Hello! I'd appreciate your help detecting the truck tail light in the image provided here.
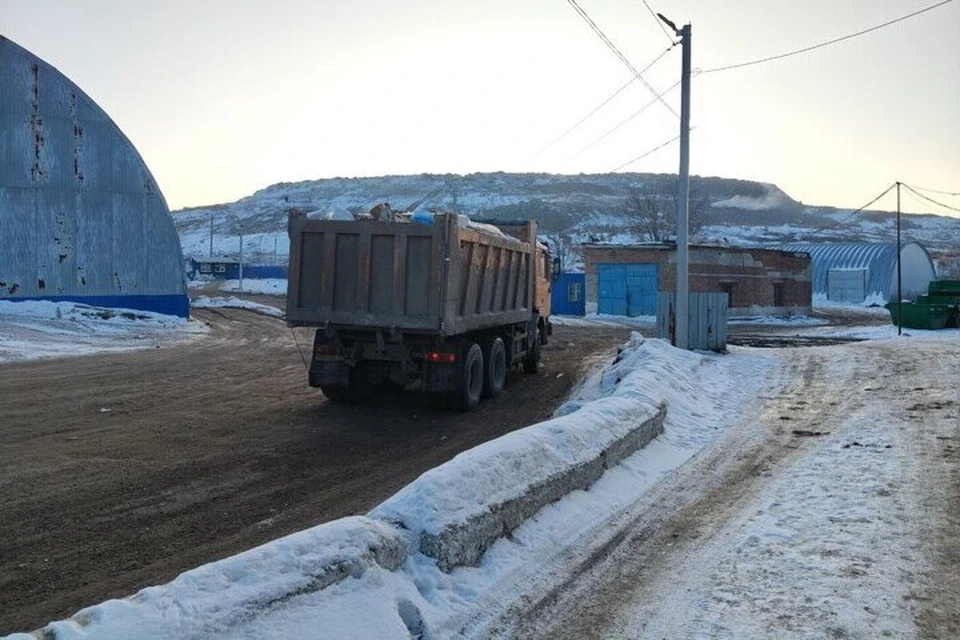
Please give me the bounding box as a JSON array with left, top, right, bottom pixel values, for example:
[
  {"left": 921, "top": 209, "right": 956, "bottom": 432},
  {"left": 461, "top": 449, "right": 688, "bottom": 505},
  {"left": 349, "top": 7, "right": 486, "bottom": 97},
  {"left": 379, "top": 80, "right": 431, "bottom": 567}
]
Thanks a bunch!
[
  {"left": 314, "top": 341, "right": 338, "bottom": 355},
  {"left": 427, "top": 351, "right": 456, "bottom": 364}
]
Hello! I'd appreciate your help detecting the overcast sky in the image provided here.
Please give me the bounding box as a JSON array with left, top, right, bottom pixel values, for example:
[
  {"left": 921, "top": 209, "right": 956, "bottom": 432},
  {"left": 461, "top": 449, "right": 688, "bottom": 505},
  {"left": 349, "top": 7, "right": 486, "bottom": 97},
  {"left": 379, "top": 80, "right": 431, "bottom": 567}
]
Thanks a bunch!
[{"left": 3, "top": 0, "right": 958, "bottom": 216}]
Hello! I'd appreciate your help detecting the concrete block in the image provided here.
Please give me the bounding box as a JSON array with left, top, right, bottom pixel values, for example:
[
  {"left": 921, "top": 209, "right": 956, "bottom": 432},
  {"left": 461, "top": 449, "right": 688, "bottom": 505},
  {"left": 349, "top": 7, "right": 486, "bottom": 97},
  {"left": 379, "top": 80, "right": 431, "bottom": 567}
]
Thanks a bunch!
[{"left": 418, "top": 404, "right": 666, "bottom": 572}]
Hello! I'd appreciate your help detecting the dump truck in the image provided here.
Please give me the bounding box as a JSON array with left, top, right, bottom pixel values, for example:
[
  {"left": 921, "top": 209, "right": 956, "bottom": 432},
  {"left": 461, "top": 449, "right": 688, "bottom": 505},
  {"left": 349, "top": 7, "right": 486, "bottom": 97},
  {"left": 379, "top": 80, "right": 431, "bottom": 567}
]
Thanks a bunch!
[{"left": 286, "top": 209, "right": 552, "bottom": 410}]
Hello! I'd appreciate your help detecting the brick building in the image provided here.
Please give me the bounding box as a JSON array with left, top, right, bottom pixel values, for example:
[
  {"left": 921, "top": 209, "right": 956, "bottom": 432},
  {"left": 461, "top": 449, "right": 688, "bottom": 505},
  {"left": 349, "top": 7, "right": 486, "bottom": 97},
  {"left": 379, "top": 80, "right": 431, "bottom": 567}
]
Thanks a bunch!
[{"left": 582, "top": 244, "right": 812, "bottom": 317}]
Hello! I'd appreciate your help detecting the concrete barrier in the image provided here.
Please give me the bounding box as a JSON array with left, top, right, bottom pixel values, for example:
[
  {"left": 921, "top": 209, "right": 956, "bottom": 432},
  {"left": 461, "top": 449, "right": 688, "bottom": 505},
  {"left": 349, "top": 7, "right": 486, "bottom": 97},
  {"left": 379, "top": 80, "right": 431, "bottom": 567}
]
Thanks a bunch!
[{"left": 376, "top": 402, "right": 666, "bottom": 572}]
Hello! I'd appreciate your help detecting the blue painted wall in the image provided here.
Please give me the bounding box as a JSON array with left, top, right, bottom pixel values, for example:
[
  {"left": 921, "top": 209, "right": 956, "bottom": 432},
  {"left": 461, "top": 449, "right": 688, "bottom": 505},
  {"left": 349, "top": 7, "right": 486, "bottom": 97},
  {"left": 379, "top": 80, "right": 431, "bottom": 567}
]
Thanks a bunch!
[
  {"left": 9, "top": 294, "right": 189, "bottom": 318},
  {"left": 552, "top": 273, "right": 586, "bottom": 316}
]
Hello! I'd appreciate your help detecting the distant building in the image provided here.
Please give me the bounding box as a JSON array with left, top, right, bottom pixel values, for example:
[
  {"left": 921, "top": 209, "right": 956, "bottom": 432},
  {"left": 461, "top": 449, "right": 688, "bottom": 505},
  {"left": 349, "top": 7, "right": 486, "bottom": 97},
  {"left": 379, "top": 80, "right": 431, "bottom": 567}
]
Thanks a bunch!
[
  {"left": 582, "top": 244, "right": 812, "bottom": 317},
  {"left": 186, "top": 258, "right": 287, "bottom": 281},
  {"left": 773, "top": 242, "right": 935, "bottom": 303},
  {"left": 551, "top": 273, "right": 586, "bottom": 316},
  {"left": 0, "top": 37, "right": 188, "bottom": 317}
]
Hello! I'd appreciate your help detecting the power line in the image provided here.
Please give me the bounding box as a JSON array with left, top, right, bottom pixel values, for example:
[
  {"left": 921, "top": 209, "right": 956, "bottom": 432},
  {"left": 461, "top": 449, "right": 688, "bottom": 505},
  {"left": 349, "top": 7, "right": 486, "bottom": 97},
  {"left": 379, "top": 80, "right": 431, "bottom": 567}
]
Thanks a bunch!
[
  {"left": 807, "top": 183, "right": 897, "bottom": 237},
  {"left": 611, "top": 133, "right": 681, "bottom": 172},
  {"left": 902, "top": 183, "right": 960, "bottom": 213},
  {"left": 907, "top": 183, "right": 960, "bottom": 197},
  {"left": 568, "top": 77, "right": 683, "bottom": 162},
  {"left": 566, "top": 0, "right": 679, "bottom": 118},
  {"left": 642, "top": 0, "right": 675, "bottom": 44},
  {"left": 701, "top": 0, "right": 955, "bottom": 74},
  {"left": 539, "top": 44, "right": 676, "bottom": 154}
]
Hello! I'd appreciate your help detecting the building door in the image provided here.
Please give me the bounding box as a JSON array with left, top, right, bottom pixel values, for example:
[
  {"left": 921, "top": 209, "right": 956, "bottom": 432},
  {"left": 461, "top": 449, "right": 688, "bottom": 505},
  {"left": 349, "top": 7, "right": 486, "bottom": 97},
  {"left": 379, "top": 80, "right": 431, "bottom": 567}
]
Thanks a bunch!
[
  {"left": 828, "top": 268, "right": 866, "bottom": 303},
  {"left": 597, "top": 263, "right": 658, "bottom": 316}
]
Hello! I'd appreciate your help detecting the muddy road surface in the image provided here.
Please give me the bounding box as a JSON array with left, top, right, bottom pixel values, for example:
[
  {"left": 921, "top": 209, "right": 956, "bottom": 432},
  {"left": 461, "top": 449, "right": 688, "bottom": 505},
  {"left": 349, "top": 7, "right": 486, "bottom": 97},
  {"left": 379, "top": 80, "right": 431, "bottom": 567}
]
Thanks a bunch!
[{"left": 0, "top": 309, "right": 632, "bottom": 633}]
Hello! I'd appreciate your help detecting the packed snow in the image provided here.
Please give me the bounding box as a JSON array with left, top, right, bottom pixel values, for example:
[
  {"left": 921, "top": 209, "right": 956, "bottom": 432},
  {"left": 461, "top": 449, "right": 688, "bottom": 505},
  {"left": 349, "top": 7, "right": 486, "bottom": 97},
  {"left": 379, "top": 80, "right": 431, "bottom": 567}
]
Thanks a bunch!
[
  {"left": 0, "top": 301, "right": 207, "bottom": 363},
  {"left": 188, "top": 278, "right": 287, "bottom": 296},
  {"left": 190, "top": 296, "right": 284, "bottom": 318}
]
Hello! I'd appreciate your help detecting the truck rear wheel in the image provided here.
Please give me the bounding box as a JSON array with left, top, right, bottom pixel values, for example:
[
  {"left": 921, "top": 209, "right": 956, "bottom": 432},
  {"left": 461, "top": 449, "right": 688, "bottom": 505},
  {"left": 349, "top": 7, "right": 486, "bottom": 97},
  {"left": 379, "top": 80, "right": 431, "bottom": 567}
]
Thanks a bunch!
[
  {"left": 320, "top": 365, "right": 364, "bottom": 404},
  {"left": 448, "top": 342, "right": 484, "bottom": 411},
  {"left": 319, "top": 384, "right": 347, "bottom": 403},
  {"left": 481, "top": 337, "right": 507, "bottom": 398},
  {"left": 522, "top": 329, "right": 541, "bottom": 374}
]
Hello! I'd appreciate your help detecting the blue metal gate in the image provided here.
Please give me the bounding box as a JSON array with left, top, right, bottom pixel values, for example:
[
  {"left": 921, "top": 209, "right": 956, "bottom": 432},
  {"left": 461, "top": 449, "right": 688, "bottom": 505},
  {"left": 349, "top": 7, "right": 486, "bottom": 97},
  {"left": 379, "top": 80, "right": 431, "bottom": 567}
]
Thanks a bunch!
[{"left": 597, "top": 263, "right": 658, "bottom": 316}]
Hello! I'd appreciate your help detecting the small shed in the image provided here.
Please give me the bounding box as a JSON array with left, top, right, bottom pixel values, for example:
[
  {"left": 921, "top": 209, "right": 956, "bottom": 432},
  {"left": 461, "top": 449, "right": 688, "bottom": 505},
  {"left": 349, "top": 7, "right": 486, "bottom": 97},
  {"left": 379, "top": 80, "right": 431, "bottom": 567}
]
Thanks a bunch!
[
  {"left": 551, "top": 273, "right": 586, "bottom": 316},
  {"left": 774, "top": 242, "right": 936, "bottom": 303},
  {"left": 187, "top": 259, "right": 287, "bottom": 280},
  {"left": 582, "top": 244, "right": 812, "bottom": 317}
]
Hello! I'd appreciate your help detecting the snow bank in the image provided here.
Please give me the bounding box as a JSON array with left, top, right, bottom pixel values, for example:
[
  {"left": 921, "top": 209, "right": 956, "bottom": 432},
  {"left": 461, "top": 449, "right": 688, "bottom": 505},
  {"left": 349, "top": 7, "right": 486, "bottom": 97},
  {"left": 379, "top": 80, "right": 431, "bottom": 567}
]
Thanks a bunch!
[
  {"left": 373, "top": 336, "right": 665, "bottom": 570},
  {"left": 191, "top": 296, "right": 284, "bottom": 318},
  {"left": 0, "top": 301, "right": 207, "bottom": 363},
  {"left": 218, "top": 278, "right": 287, "bottom": 296},
  {"left": 16, "top": 517, "right": 405, "bottom": 640}
]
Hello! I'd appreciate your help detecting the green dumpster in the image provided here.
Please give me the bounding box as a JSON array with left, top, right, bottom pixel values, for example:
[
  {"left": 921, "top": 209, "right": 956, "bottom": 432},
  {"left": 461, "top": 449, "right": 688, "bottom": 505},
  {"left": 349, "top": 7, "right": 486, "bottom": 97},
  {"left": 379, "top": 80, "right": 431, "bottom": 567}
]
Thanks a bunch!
[
  {"left": 929, "top": 279, "right": 960, "bottom": 295},
  {"left": 885, "top": 301, "right": 952, "bottom": 330}
]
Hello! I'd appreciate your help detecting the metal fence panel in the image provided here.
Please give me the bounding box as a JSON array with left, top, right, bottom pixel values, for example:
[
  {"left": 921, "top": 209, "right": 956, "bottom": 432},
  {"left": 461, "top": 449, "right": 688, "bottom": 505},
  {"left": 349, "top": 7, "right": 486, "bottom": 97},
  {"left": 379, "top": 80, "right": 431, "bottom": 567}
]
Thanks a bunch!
[{"left": 657, "top": 292, "right": 728, "bottom": 351}]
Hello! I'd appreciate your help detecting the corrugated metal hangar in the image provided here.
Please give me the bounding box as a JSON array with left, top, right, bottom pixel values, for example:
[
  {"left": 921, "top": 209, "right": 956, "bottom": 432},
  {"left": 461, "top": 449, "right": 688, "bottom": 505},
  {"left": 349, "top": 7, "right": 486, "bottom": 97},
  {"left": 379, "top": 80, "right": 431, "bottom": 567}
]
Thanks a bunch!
[
  {"left": 774, "top": 242, "right": 936, "bottom": 304},
  {"left": 0, "top": 36, "right": 188, "bottom": 317}
]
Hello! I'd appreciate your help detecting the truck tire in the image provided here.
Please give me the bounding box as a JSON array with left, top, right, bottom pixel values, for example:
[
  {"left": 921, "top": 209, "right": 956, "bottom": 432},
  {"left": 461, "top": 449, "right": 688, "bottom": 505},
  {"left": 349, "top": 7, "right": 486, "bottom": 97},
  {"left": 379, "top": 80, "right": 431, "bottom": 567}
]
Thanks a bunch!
[
  {"left": 522, "top": 329, "right": 541, "bottom": 374},
  {"left": 448, "top": 342, "right": 484, "bottom": 411},
  {"left": 320, "top": 366, "right": 364, "bottom": 404},
  {"left": 319, "top": 384, "right": 347, "bottom": 403},
  {"left": 481, "top": 337, "right": 507, "bottom": 398}
]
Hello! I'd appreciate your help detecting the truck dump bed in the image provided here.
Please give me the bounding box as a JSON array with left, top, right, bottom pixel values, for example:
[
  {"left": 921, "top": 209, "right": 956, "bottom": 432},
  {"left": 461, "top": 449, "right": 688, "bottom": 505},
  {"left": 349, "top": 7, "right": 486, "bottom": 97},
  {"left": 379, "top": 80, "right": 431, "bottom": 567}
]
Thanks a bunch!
[{"left": 286, "top": 213, "right": 537, "bottom": 336}]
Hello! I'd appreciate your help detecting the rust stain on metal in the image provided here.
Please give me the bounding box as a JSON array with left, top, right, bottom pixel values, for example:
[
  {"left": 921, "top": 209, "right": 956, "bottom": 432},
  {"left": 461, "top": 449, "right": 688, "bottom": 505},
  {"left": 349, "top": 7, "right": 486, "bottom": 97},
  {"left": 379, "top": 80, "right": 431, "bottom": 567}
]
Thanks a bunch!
[
  {"left": 72, "top": 92, "right": 85, "bottom": 185},
  {"left": 30, "top": 62, "right": 46, "bottom": 183}
]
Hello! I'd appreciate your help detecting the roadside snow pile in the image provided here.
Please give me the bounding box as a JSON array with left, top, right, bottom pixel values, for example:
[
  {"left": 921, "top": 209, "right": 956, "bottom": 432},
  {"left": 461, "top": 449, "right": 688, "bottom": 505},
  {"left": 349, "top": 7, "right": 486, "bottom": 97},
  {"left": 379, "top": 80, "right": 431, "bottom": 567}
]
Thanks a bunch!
[
  {"left": 17, "top": 335, "right": 773, "bottom": 639},
  {"left": 729, "top": 314, "right": 826, "bottom": 326},
  {"left": 24, "top": 518, "right": 405, "bottom": 640},
  {"left": 552, "top": 313, "right": 654, "bottom": 328},
  {"left": 372, "top": 334, "right": 666, "bottom": 571},
  {"left": 0, "top": 301, "right": 207, "bottom": 363},
  {"left": 191, "top": 296, "right": 284, "bottom": 318},
  {"left": 219, "top": 278, "right": 287, "bottom": 296}
]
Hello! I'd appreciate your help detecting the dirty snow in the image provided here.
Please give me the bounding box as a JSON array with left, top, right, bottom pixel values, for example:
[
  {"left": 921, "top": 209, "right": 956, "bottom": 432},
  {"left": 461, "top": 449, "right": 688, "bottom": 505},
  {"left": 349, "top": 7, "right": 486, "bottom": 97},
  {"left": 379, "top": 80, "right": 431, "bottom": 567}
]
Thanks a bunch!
[
  {"left": 188, "top": 278, "right": 287, "bottom": 296},
  {"left": 191, "top": 296, "right": 284, "bottom": 318},
  {"left": 0, "top": 301, "right": 207, "bottom": 364}
]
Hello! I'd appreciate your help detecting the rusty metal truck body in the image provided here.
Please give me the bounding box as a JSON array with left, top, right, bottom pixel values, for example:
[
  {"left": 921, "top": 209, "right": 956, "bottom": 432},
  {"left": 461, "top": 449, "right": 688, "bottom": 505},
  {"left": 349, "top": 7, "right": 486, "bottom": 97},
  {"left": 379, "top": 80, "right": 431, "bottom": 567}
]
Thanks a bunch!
[{"left": 286, "top": 212, "right": 550, "bottom": 410}]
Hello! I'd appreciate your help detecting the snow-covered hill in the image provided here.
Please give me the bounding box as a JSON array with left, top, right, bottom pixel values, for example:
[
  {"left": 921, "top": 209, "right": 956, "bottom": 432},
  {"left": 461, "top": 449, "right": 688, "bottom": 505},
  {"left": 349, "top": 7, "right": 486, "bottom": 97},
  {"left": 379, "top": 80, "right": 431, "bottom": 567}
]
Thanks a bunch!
[{"left": 171, "top": 173, "right": 960, "bottom": 275}]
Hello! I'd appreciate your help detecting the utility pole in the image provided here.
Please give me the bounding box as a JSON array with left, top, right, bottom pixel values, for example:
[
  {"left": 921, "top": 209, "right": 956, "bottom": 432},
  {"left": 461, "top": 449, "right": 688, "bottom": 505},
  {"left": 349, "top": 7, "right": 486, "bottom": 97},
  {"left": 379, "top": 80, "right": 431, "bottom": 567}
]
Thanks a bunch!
[
  {"left": 676, "top": 22, "right": 692, "bottom": 349},
  {"left": 896, "top": 181, "right": 902, "bottom": 336},
  {"left": 659, "top": 14, "right": 692, "bottom": 349},
  {"left": 209, "top": 210, "right": 214, "bottom": 258},
  {"left": 238, "top": 218, "right": 244, "bottom": 292}
]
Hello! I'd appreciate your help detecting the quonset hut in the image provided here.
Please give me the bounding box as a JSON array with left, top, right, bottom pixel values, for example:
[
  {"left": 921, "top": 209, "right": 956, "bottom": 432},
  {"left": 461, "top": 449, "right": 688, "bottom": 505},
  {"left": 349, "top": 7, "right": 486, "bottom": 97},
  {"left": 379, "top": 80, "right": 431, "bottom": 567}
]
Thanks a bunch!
[
  {"left": 774, "top": 242, "right": 935, "bottom": 304},
  {"left": 0, "top": 36, "right": 188, "bottom": 317}
]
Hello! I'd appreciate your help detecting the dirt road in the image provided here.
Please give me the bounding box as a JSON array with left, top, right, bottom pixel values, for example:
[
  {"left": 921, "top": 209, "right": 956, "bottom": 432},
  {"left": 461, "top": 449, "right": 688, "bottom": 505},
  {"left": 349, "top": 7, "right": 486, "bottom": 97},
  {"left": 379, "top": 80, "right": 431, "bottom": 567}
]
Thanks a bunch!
[
  {"left": 0, "top": 309, "right": 631, "bottom": 634},
  {"left": 487, "top": 338, "right": 959, "bottom": 638}
]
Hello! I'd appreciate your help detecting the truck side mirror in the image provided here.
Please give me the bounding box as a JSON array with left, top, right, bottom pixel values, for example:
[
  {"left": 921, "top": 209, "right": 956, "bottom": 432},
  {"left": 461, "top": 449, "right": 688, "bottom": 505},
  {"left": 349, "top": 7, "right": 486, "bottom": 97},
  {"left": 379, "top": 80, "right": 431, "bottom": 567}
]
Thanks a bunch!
[{"left": 552, "top": 257, "right": 561, "bottom": 278}]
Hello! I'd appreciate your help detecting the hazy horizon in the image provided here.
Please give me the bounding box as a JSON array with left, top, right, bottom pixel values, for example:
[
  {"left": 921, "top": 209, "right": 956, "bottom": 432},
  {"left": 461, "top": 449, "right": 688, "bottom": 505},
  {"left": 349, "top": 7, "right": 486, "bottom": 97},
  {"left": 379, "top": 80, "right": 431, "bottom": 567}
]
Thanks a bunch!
[{"left": 3, "top": 0, "right": 958, "bottom": 217}]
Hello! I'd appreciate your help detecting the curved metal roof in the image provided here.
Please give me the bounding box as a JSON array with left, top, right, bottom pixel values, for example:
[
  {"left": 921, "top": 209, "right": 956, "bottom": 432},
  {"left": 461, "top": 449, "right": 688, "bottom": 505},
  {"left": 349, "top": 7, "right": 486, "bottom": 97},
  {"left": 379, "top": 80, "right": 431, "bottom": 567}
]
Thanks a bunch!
[
  {"left": 0, "top": 36, "right": 187, "bottom": 316},
  {"left": 773, "top": 242, "right": 928, "bottom": 298}
]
